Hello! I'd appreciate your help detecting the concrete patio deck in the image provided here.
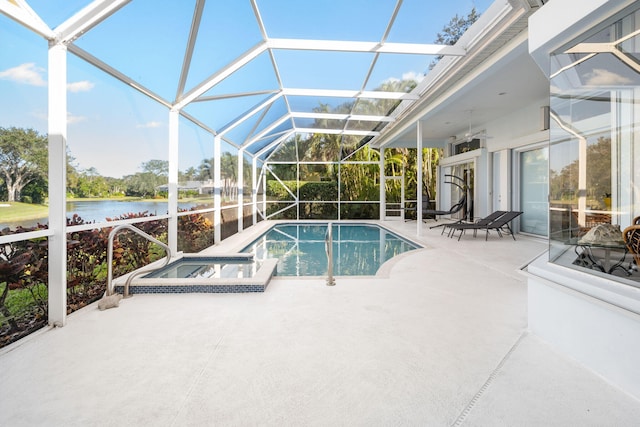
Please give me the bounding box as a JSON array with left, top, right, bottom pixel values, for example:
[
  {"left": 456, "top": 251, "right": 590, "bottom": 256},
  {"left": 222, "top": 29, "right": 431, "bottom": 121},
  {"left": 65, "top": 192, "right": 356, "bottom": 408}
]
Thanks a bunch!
[{"left": 1, "top": 220, "right": 639, "bottom": 426}]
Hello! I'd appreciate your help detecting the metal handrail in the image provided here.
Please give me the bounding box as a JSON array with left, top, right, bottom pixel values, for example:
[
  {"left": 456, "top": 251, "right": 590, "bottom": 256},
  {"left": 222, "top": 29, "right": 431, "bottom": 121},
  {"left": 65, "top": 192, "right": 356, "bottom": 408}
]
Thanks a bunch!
[
  {"left": 325, "top": 222, "right": 336, "bottom": 286},
  {"left": 106, "top": 224, "right": 172, "bottom": 298}
]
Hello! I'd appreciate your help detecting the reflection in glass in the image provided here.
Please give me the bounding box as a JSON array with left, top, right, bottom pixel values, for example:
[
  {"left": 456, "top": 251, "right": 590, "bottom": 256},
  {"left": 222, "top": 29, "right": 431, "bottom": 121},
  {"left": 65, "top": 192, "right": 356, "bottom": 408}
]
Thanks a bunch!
[
  {"left": 548, "top": 6, "right": 640, "bottom": 285},
  {"left": 520, "top": 147, "right": 548, "bottom": 236}
]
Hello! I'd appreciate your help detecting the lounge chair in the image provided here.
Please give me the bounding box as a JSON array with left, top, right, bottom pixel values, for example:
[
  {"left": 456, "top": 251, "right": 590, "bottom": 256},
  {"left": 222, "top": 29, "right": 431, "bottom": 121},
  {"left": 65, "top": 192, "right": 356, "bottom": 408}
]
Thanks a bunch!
[
  {"left": 423, "top": 191, "right": 467, "bottom": 223},
  {"left": 448, "top": 211, "right": 523, "bottom": 241},
  {"left": 442, "top": 210, "right": 507, "bottom": 236}
]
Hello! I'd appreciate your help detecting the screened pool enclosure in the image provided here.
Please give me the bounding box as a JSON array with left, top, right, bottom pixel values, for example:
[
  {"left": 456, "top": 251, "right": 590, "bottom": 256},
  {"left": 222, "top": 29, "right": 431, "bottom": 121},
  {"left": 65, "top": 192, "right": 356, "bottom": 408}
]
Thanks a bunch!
[{"left": 0, "top": 0, "right": 487, "bottom": 338}]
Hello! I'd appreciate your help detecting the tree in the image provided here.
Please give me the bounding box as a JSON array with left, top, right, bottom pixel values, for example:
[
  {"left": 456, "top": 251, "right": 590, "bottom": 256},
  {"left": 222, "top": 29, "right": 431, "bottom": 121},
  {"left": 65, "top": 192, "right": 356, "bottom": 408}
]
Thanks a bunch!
[
  {"left": 122, "top": 159, "right": 169, "bottom": 198},
  {"left": 75, "top": 167, "right": 110, "bottom": 198},
  {"left": 0, "top": 127, "right": 48, "bottom": 202},
  {"left": 123, "top": 172, "right": 160, "bottom": 198},
  {"left": 196, "top": 158, "right": 213, "bottom": 181},
  {"left": 220, "top": 152, "right": 237, "bottom": 180},
  {"left": 550, "top": 136, "right": 611, "bottom": 206},
  {"left": 429, "top": 8, "right": 480, "bottom": 70},
  {"left": 141, "top": 159, "right": 168, "bottom": 177},
  {"left": 180, "top": 167, "right": 198, "bottom": 183}
]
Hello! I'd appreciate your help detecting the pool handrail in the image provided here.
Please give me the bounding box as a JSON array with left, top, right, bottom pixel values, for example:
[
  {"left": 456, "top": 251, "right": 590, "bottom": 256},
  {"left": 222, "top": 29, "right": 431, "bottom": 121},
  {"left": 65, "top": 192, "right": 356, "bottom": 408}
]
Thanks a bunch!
[
  {"left": 325, "top": 222, "right": 336, "bottom": 286},
  {"left": 107, "top": 224, "right": 172, "bottom": 298}
]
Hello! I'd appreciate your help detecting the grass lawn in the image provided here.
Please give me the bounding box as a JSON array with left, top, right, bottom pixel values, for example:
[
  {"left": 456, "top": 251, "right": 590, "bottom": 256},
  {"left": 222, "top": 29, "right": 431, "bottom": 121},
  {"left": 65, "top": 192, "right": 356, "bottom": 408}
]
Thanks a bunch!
[{"left": 0, "top": 202, "right": 48, "bottom": 223}]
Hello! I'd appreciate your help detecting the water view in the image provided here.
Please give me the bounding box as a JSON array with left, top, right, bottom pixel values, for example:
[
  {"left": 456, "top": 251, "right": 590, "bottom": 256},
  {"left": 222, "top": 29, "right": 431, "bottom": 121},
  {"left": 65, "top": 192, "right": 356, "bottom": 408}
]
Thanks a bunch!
[{"left": 0, "top": 199, "right": 203, "bottom": 230}]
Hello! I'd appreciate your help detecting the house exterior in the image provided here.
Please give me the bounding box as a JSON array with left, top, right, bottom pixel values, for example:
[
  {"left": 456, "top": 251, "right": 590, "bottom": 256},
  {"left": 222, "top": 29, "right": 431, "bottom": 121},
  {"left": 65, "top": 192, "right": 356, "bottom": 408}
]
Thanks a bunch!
[
  {"left": 1, "top": 0, "right": 638, "bottom": 401},
  {"left": 373, "top": 0, "right": 640, "bottom": 400}
]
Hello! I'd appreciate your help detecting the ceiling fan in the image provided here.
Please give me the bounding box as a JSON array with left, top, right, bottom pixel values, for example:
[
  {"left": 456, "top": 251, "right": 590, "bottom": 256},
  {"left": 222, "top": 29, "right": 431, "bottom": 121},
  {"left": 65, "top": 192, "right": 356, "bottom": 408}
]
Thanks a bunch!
[{"left": 457, "top": 110, "right": 492, "bottom": 143}]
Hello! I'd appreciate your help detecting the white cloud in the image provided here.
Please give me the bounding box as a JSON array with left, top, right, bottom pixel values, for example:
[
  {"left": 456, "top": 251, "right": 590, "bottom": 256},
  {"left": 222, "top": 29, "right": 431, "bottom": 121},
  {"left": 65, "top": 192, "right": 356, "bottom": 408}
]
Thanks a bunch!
[
  {"left": 585, "top": 68, "right": 633, "bottom": 86},
  {"left": 137, "top": 121, "right": 163, "bottom": 128},
  {"left": 402, "top": 71, "right": 425, "bottom": 83},
  {"left": 32, "top": 111, "right": 86, "bottom": 124},
  {"left": 67, "top": 112, "right": 87, "bottom": 124},
  {"left": 0, "top": 62, "right": 46, "bottom": 86},
  {"left": 381, "top": 71, "right": 425, "bottom": 86},
  {"left": 67, "top": 80, "right": 95, "bottom": 92}
]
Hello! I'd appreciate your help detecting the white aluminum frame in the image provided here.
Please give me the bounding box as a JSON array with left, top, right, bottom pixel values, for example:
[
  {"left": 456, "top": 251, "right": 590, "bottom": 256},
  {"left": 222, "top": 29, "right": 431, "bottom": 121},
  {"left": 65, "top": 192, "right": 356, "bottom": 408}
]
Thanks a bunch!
[{"left": 0, "top": 0, "right": 470, "bottom": 329}]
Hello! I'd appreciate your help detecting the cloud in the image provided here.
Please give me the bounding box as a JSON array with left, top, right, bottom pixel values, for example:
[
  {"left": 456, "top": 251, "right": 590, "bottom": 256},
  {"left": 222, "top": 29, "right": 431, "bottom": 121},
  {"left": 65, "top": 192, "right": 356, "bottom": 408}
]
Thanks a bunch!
[
  {"left": 585, "top": 68, "right": 633, "bottom": 85},
  {"left": 381, "top": 71, "right": 425, "bottom": 86},
  {"left": 67, "top": 112, "right": 87, "bottom": 124},
  {"left": 402, "top": 71, "right": 425, "bottom": 83},
  {"left": 32, "top": 111, "right": 86, "bottom": 124},
  {"left": 67, "top": 80, "right": 94, "bottom": 92},
  {"left": 137, "top": 121, "right": 163, "bottom": 128},
  {"left": 0, "top": 62, "right": 46, "bottom": 86}
]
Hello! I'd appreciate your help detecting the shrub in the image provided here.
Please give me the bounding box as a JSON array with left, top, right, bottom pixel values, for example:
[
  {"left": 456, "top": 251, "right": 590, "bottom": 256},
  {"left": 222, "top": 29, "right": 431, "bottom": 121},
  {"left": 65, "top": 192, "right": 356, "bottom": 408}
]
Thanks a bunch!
[
  {"left": 0, "top": 209, "right": 215, "bottom": 347},
  {"left": 178, "top": 209, "right": 215, "bottom": 253},
  {"left": 0, "top": 223, "right": 49, "bottom": 347}
]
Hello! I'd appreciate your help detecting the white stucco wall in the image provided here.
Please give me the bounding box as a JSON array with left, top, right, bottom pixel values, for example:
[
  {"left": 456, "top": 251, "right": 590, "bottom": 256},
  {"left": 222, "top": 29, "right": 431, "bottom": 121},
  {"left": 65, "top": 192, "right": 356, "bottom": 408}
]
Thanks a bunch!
[
  {"left": 485, "top": 98, "right": 549, "bottom": 152},
  {"left": 527, "top": 256, "right": 640, "bottom": 399}
]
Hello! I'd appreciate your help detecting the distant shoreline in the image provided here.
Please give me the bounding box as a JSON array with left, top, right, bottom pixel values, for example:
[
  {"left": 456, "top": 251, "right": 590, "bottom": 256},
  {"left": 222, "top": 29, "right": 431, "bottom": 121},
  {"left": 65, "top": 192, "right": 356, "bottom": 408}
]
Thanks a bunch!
[{"left": 0, "top": 197, "right": 213, "bottom": 228}]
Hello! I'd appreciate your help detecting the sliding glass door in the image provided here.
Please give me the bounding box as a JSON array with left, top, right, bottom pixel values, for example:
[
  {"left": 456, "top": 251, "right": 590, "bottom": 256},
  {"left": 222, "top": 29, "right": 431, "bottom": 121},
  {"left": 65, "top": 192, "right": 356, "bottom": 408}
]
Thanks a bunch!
[{"left": 520, "top": 147, "right": 549, "bottom": 236}]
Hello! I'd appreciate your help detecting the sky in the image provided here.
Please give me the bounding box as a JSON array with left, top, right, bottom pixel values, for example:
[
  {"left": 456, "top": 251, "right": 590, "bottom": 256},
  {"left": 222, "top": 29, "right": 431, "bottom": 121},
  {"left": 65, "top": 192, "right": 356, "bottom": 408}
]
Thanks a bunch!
[{"left": 0, "top": 0, "right": 494, "bottom": 178}]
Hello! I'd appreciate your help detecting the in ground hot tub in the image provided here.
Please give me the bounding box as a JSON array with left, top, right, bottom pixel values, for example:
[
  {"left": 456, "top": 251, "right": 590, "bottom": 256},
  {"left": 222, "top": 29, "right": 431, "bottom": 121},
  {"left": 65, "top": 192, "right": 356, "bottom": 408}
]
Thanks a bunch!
[{"left": 113, "top": 253, "right": 278, "bottom": 294}]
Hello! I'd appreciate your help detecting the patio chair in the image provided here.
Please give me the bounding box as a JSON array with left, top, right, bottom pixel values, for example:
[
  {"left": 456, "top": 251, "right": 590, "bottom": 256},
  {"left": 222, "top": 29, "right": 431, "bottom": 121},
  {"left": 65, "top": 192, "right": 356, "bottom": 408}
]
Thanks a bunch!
[
  {"left": 448, "top": 210, "right": 523, "bottom": 241},
  {"left": 423, "top": 190, "right": 467, "bottom": 222},
  {"left": 623, "top": 224, "right": 640, "bottom": 272},
  {"left": 442, "top": 210, "right": 507, "bottom": 236}
]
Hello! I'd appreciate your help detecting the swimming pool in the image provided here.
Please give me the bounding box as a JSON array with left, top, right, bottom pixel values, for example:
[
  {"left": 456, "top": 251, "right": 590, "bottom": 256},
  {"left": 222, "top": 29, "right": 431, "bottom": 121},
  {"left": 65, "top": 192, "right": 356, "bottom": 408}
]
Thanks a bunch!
[{"left": 241, "top": 222, "right": 420, "bottom": 276}]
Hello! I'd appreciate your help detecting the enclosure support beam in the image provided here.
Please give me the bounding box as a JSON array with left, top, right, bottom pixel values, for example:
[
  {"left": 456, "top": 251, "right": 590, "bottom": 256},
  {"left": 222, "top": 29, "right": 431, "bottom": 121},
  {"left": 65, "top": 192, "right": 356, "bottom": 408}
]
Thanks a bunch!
[
  {"left": 578, "top": 134, "right": 587, "bottom": 226},
  {"left": 237, "top": 149, "right": 244, "bottom": 233},
  {"left": 168, "top": 109, "right": 179, "bottom": 254},
  {"left": 379, "top": 148, "right": 385, "bottom": 220},
  {"left": 252, "top": 156, "right": 258, "bottom": 225},
  {"left": 47, "top": 42, "right": 68, "bottom": 327},
  {"left": 262, "top": 165, "right": 267, "bottom": 219},
  {"left": 0, "top": 0, "right": 54, "bottom": 39},
  {"left": 417, "top": 121, "right": 423, "bottom": 235},
  {"left": 214, "top": 135, "right": 222, "bottom": 244}
]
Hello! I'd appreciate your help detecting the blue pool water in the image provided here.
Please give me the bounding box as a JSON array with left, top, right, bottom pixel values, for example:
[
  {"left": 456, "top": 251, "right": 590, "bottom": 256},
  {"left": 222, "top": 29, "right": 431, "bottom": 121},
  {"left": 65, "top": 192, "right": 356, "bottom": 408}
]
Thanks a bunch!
[
  {"left": 146, "top": 257, "right": 261, "bottom": 279},
  {"left": 242, "top": 223, "right": 420, "bottom": 276}
]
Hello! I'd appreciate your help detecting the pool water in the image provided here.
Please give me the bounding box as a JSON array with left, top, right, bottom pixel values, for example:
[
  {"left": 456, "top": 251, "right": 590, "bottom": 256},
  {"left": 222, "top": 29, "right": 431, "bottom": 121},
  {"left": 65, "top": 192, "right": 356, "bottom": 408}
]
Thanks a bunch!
[
  {"left": 242, "top": 223, "right": 420, "bottom": 276},
  {"left": 147, "top": 257, "right": 261, "bottom": 279}
]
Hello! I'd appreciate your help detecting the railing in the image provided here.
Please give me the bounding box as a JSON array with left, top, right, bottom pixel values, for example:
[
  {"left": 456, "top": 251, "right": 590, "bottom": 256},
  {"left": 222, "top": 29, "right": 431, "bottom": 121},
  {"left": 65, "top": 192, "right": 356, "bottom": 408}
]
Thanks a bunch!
[
  {"left": 325, "top": 222, "right": 336, "bottom": 286},
  {"left": 106, "top": 224, "right": 172, "bottom": 298}
]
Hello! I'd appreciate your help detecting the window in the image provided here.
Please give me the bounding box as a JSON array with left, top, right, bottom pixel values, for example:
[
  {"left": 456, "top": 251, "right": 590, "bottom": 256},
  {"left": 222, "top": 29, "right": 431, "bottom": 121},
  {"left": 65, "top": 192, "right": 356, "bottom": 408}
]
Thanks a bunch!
[
  {"left": 549, "top": 6, "right": 640, "bottom": 284},
  {"left": 454, "top": 138, "right": 481, "bottom": 155},
  {"left": 520, "top": 147, "right": 549, "bottom": 236}
]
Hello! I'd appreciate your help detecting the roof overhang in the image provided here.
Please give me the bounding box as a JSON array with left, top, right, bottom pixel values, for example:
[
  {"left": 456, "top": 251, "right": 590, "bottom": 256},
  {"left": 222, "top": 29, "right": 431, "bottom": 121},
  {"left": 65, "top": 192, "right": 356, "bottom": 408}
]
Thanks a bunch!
[{"left": 371, "top": 0, "right": 548, "bottom": 149}]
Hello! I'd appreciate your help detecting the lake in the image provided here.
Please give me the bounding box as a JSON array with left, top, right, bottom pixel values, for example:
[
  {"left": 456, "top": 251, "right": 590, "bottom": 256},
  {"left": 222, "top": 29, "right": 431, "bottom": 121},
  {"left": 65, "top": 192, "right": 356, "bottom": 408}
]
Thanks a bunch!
[{"left": 0, "top": 200, "right": 207, "bottom": 230}]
